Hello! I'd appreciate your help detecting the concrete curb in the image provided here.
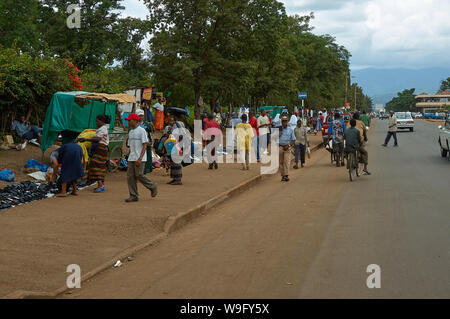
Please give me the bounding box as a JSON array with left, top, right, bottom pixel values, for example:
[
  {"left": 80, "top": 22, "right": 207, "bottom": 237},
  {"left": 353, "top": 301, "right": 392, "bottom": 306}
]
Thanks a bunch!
[{"left": 4, "top": 141, "right": 323, "bottom": 299}]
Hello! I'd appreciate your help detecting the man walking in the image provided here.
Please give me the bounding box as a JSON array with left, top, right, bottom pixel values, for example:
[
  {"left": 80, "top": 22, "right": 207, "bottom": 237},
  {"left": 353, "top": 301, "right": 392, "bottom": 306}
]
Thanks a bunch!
[
  {"left": 294, "top": 120, "right": 310, "bottom": 169},
  {"left": 382, "top": 111, "right": 398, "bottom": 147},
  {"left": 125, "top": 113, "right": 158, "bottom": 202},
  {"left": 235, "top": 114, "right": 254, "bottom": 170},
  {"left": 257, "top": 109, "right": 271, "bottom": 155},
  {"left": 204, "top": 113, "right": 222, "bottom": 170},
  {"left": 279, "top": 115, "right": 296, "bottom": 182},
  {"left": 249, "top": 112, "right": 260, "bottom": 162}
]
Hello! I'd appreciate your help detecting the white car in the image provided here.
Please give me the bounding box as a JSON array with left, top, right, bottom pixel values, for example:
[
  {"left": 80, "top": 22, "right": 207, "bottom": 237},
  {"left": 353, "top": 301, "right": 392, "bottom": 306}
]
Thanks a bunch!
[
  {"left": 395, "top": 112, "right": 415, "bottom": 132},
  {"left": 438, "top": 118, "right": 450, "bottom": 158}
]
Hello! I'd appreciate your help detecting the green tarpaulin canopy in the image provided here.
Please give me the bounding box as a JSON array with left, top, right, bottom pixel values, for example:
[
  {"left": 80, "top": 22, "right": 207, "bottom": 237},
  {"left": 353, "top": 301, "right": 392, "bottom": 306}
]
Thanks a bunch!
[
  {"left": 257, "top": 106, "right": 285, "bottom": 118},
  {"left": 41, "top": 91, "right": 117, "bottom": 153}
]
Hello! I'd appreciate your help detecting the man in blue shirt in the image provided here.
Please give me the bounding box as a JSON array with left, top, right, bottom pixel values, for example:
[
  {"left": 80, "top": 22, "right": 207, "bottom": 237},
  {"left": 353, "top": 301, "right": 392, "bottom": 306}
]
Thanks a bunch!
[
  {"left": 279, "top": 115, "right": 296, "bottom": 182},
  {"left": 327, "top": 112, "right": 346, "bottom": 167}
]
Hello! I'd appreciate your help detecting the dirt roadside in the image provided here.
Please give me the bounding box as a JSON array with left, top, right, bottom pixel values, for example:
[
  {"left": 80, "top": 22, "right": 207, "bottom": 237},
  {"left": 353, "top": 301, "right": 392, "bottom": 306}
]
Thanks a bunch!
[{"left": 0, "top": 134, "right": 323, "bottom": 297}]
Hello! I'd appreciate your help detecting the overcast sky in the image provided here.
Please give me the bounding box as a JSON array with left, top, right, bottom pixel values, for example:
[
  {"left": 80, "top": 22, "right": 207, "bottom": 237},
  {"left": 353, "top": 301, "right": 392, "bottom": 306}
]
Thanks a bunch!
[{"left": 122, "top": 0, "right": 450, "bottom": 71}]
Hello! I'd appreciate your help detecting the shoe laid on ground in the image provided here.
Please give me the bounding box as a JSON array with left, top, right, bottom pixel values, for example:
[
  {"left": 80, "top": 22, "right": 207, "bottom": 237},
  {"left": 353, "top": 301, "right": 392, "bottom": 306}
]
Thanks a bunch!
[
  {"left": 363, "top": 171, "right": 372, "bottom": 176},
  {"left": 394, "top": 144, "right": 399, "bottom": 147},
  {"left": 301, "top": 164, "right": 305, "bottom": 168},
  {"left": 125, "top": 197, "right": 139, "bottom": 202},
  {"left": 341, "top": 161, "right": 345, "bottom": 167},
  {"left": 167, "top": 180, "right": 175, "bottom": 184},
  {"left": 151, "top": 188, "right": 158, "bottom": 197},
  {"left": 93, "top": 186, "right": 106, "bottom": 193},
  {"left": 293, "top": 164, "right": 299, "bottom": 169},
  {"left": 381, "top": 144, "right": 387, "bottom": 147},
  {"left": 208, "top": 164, "right": 213, "bottom": 170},
  {"left": 214, "top": 162, "right": 218, "bottom": 169},
  {"left": 170, "top": 181, "right": 183, "bottom": 185},
  {"left": 281, "top": 176, "right": 286, "bottom": 182},
  {"left": 285, "top": 176, "right": 290, "bottom": 182}
]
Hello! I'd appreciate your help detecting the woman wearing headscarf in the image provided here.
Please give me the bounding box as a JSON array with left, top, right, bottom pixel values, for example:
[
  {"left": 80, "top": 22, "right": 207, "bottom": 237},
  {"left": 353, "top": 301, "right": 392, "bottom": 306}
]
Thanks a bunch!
[
  {"left": 289, "top": 114, "right": 298, "bottom": 129},
  {"left": 78, "top": 115, "right": 111, "bottom": 193},
  {"left": 272, "top": 114, "right": 281, "bottom": 128}
]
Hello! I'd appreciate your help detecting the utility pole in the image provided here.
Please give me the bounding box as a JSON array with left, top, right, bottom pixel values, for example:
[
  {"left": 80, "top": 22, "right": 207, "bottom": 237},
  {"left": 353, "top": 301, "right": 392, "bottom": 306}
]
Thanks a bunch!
[{"left": 344, "top": 71, "right": 349, "bottom": 106}]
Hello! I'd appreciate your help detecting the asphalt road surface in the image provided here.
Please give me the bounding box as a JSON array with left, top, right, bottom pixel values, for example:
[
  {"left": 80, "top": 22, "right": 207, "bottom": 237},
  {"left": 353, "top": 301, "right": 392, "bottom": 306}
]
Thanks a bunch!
[{"left": 64, "top": 119, "right": 449, "bottom": 299}]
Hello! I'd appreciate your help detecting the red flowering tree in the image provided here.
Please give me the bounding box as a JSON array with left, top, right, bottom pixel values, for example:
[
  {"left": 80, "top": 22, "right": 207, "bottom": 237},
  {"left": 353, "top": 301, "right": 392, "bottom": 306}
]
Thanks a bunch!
[{"left": 64, "top": 58, "right": 83, "bottom": 91}]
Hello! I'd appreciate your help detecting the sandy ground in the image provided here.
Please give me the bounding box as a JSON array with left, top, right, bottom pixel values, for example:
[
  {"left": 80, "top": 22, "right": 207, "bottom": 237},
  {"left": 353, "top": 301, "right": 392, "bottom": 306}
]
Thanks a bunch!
[
  {"left": 60, "top": 120, "right": 449, "bottom": 299},
  {"left": 0, "top": 134, "right": 323, "bottom": 297},
  {"left": 0, "top": 144, "right": 58, "bottom": 188}
]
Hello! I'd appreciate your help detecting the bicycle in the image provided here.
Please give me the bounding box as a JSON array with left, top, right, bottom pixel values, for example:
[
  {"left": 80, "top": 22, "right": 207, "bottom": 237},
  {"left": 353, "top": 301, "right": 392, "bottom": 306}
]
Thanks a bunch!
[{"left": 347, "top": 149, "right": 362, "bottom": 181}]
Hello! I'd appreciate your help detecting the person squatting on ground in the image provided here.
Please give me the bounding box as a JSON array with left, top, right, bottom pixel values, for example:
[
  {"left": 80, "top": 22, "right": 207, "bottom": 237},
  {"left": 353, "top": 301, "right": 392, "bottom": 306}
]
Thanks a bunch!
[
  {"left": 328, "top": 112, "right": 346, "bottom": 167},
  {"left": 124, "top": 113, "right": 158, "bottom": 202},
  {"left": 382, "top": 111, "right": 398, "bottom": 147},
  {"left": 279, "top": 115, "right": 296, "bottom": 182},
  {"left": 294, "top": 120, "right": 310, "bottom": 169},
  {"left": 352, "top": 112, "right": 371, "bottom": 175},
  {"left": 78, "top": 114, "right": 111, "bottom": 193},
  {"left": 235, "top": 114, "right": 254, "bottom": 170},
  {"left": 204, "top": 113, "right": 222, "bottom": 170}
]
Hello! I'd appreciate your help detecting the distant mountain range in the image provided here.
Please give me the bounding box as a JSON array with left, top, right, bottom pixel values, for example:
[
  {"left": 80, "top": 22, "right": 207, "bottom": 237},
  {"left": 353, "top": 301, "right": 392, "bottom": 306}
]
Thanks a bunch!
[{"left": 351, "top": 68, "right": 450, "bottom": 107}]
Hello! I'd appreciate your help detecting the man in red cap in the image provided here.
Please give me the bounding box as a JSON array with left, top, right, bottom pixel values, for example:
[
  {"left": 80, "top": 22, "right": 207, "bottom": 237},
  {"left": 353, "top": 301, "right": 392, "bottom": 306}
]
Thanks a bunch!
[{"left": 124, "top": 113, "right": 158, "bottom": 202}]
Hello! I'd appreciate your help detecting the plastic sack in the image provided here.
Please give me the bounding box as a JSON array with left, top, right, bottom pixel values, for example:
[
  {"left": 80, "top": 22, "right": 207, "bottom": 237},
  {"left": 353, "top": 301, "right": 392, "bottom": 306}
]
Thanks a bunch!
[
  {"left": 0, "top": 169, "right": 15, "bottom": 182},
  {"left": 25, "top": 159, "right": 49, "bottom": 172}
]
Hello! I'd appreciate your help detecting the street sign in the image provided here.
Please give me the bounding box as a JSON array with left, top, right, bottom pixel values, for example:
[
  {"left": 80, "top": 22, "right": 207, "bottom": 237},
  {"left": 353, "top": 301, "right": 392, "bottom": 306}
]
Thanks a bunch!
[{"left": 298, "top": 92, "right": 307, "bottom": 99}]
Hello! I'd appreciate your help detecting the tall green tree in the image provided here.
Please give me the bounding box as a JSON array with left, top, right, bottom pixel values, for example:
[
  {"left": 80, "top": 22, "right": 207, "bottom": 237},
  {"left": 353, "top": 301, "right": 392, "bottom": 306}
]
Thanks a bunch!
[
  {"left": 386, "top": 88, "right": 416, "bottom": 112},
  {"left": 439, "top": 77, "right": 450, "bottom": 92}
]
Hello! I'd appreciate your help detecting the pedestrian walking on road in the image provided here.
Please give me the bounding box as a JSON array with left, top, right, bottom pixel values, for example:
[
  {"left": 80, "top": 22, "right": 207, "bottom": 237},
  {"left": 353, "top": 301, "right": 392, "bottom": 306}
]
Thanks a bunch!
[
  {"left": 294, "top": 120, "right": 310, "bottom": 169},
  {"left": 204, "top": 113, "right": 222, "bottom": 170},
  {"left": 125, "top": 113, "right": 158, "bottom": 202},
  {"left": 257, "top": 109, "right": 271, "bottom": 155},
  {"left": 249, "top": 112, "right": 260, "bottom": 162},
  {"left": 235, "top": 114, "right": 254, "bottom": 170},
  {"left": 279, "top": 115, "right": 296, "bottom": 181},
  {"left": 382, "top": 111, "right": 398, "bottom": 147}
]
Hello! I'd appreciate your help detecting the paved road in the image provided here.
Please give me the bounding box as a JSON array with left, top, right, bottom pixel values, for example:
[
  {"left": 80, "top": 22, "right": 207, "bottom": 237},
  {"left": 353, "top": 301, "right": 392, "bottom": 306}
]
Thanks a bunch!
[{"left": 64, "top": 119, "right": 450, "bottom": 299}]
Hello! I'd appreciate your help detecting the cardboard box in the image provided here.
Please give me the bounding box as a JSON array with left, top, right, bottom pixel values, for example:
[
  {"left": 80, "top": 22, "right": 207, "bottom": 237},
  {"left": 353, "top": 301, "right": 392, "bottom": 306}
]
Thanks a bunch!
[{"left": 3, "top": 135, "right": 14, "bottom": 145}]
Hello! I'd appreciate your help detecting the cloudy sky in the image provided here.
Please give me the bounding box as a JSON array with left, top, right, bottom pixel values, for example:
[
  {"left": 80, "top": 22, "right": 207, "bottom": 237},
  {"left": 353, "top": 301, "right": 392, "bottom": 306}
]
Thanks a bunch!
[{"left": 122, "top": 0, "right": 450, "bottom": 70}]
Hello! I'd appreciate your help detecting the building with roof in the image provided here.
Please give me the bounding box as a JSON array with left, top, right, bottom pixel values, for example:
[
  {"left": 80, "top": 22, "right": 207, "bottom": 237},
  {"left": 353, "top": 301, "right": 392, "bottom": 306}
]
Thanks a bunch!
[{"left": 415, "top": 91, "right": 450, "bottom": 113}]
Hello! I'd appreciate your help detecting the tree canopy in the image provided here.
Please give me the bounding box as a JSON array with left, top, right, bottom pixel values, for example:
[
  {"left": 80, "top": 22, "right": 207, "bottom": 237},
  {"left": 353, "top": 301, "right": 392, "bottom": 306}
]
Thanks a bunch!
[
  {"left": 0, "top": 0, "right": 373, "bottom": 124},
  {"left": 386, "top": 89, "right": 416, "bottom": 112}
]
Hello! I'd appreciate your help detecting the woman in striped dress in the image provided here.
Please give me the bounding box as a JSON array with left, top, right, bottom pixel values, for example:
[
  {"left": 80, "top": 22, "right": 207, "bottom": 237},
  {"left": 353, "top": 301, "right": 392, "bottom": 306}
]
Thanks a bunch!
[{"left": 78, "top": 115, "right": 111, "bottom": 193}]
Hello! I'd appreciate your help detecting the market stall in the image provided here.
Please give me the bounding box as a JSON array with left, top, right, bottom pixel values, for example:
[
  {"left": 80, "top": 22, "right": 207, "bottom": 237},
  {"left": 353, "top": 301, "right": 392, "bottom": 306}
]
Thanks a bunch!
[{"left": 41, "top": 91, "right": 136, "bottom": 154}]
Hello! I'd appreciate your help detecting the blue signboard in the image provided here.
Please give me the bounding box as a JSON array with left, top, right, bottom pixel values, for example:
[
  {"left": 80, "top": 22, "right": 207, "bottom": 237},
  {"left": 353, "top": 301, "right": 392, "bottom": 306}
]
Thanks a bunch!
[{"left": 298, "top": 92, "right": 307, "bottom": 99}]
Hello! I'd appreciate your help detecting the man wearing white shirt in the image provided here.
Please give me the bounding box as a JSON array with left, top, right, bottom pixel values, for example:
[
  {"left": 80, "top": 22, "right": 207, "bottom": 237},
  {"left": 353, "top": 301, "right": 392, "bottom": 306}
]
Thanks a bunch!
[
  {"left": 257, "top": 110, "right": 271, "bottom": 154},
  {"left": 125, "top": 113, "right": 158, "bottom": 202}
]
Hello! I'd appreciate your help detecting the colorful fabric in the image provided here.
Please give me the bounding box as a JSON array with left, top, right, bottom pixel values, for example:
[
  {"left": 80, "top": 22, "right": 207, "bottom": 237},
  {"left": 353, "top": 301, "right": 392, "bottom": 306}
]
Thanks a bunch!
[
  {"left": 88, "top": 143, "right": 108, "bottom": 182},
  {"left": 328, "top": 119, "right": 346, "bottom": 143},
  {"left": 155, "top": 109, "right": 164, "bottom": 130}
]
